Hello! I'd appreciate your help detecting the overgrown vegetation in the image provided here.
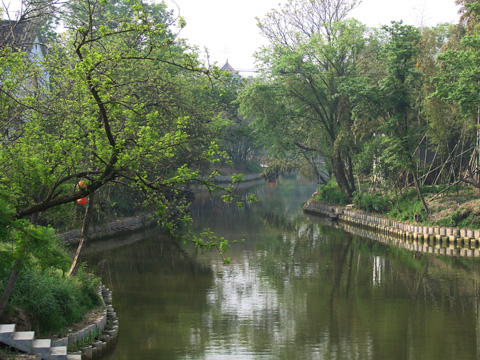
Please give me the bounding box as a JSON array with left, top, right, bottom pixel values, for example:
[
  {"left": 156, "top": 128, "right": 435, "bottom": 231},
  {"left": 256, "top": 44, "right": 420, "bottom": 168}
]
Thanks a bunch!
[
  {"left": 314, "top": 179, "right": 348, "bottom": 206},
  {"left": 353, "top": 191, "right": 391, "bottom": 214},
  {"left": 316, "top": 181, "right": 480, "bottom": 229},
  {"left": 239, "top": 0, "right": 480, "bottom": 221},
  {"left": 0, "top": 264, "right": 101, "bottom": 336}
]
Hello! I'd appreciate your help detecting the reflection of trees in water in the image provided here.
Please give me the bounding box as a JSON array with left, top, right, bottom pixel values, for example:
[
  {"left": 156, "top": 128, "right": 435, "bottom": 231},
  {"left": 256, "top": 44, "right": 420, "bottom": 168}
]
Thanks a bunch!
[
  {"left": 190, "top": 174, "right": 316, "bottom": 229},
  {"left": 247, "top": 219, "right": 480, "bottom": 359},
  {"left": 85, "top": 233, "right": 215, "bottom": 360},
  {"left": 86, "top": 231, "right": 212, "bottom": 284},
  {"left": 306, "top": 214, "right": 480, "bottom": 307},
  {"left": 259, "top": 211, "right": 297, "bottom": 233},
  {"left": 86, "top": 173, "right": 480, "bottom": 359}
]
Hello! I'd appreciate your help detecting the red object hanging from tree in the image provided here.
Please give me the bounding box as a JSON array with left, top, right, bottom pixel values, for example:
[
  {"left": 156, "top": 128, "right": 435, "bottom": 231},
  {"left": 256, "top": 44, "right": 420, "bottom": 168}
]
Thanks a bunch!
[{"left": 77, "top": 197, "right": 87, "bottom": 205}]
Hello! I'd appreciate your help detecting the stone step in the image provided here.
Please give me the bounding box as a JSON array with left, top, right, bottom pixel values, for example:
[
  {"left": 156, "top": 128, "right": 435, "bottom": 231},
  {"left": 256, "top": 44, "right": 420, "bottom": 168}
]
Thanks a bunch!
[
  {"left": 0, "top": 285, "right": 116, "bottom": 358},
  {"left": 67, "top": 355, "right": 82, "bottom": 360},
  {"left": 0, "top": 323, "right": 15, "bottom": 344},
  {"left": 12, "top": 330, "right": 35, "bottom": 353},
  {"left": 33, "top": 338, "right": 51, "bottom": 359},
  {"left": 50, "top": 345, "right": 68, "bottom": 360}
]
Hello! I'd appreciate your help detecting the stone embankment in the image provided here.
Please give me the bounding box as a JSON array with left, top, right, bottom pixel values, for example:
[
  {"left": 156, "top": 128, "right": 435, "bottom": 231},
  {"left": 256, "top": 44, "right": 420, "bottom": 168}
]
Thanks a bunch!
[
  {"left": 304, "top": 199, "right": 480, "bottom": 257},
  {"left": 0, "top": 285, "right": 118, "bottom": 360},
  {"left": 198, "top": 173, "right": 263, "bottom": 184},
  {"left": 57, "top": 215, "right": 156, "bottom": 244}
]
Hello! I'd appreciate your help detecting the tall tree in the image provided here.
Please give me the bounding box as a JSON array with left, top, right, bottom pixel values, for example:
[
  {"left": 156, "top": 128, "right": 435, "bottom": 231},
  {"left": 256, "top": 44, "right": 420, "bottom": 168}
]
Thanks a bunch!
[
  {"left": 433, "top": 1, "right": 480, "bottom": 186},
  {"left": 0, "top": 0, "right": 230, "bottom": 315},
  {"left": 379, "top": 22, "right": 429, "bottom": 213},
  {"left": 240, "top": 0, "right": 363, "bottom": 197},
  {"left": 343, "top": 22, "right": 431, "bottom": 213}
]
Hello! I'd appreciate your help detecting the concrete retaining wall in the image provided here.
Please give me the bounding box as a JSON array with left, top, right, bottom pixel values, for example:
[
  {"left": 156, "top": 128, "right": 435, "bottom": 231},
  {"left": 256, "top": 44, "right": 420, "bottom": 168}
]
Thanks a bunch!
[
  {"left": 198, "top": 174, "right": 263, "bottom": 184},
  {"left": 61, "top": 285, "right": 119, "bottom": 360},
  {"left": 304, "top": 199, "right": 480, "bottom": 257},
  {"left": 57, "top": 215, "right": 156, "bottom": 244}
]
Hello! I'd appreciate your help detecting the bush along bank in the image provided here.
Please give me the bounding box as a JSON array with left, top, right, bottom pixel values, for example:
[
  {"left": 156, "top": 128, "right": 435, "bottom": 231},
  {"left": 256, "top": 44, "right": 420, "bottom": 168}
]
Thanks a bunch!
[
  {"left": 0, "top": 284, "right": 118, "bottom": 360},
  {"left": 304, "top": 199, "right": 480, "bottom": 256}
]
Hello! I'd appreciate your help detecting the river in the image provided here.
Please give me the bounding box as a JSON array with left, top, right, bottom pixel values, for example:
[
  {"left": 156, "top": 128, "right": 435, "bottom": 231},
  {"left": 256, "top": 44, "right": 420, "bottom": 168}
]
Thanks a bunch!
[{"left": 85, "top": 174, "right": 480, "bottom": 360}]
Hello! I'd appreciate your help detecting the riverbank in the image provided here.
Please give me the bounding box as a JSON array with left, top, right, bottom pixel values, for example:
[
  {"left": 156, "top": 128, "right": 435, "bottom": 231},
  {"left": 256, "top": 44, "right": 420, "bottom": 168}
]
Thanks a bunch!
[
  {"left": 311, "top": 180, "right": 480, "bottom": 228},
  {"left": 57, "top": 174, "right": 266, "bottom": 244},
  {"left": 304, "top": 199, "right": 480, "bottom": 256}
]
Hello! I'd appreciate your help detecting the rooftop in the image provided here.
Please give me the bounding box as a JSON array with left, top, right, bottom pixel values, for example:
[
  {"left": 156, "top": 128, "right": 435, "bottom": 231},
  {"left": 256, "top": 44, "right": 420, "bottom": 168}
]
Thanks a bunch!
[{"left": 220, "top": 60, "right": 237, "bottom": 75}]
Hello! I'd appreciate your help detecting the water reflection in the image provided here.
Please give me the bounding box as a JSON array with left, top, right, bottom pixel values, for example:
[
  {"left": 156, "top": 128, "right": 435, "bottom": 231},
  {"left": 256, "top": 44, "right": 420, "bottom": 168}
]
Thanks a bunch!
[{"left": 86, "top": 175, "right": 480, "bottom": 360}]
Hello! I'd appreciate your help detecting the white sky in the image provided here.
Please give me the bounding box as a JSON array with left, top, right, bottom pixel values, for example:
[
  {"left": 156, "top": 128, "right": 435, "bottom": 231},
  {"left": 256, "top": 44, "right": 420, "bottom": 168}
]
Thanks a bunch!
[
  {"left": 165, "top": 0, "right": 461, "bottom": 74},
  {"left": 3, "top": 0, "right": 462, "bottom": 73}
]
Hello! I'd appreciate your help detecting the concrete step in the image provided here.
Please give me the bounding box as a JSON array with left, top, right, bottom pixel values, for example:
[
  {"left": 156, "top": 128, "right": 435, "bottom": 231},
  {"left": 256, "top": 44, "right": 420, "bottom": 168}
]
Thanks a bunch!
[
  {"left": 12, "top": 330, "right": 35, "bottom": 353},
  {"left": 66, "top": 355, "right": 82, "bottom": 360},
  {"left": 0, "top": 285, "right": 116, "bottom": 359},
  {"left": 33, "top": 338, "right": 51, "bottom": 359},
  {"left": 49, "top": 345, "right": 67, "bottom": 360},
  {"left": 0, "top": 323, "right": 15, "bottom": 343}
]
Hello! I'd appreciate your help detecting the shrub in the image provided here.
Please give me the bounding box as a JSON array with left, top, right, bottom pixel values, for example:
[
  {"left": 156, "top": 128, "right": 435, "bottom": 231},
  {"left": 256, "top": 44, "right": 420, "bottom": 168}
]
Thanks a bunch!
[
  {"left": 3, "top": 265, "right": 101, "bottom": 335},
  {"left": 353, "top": 192, "right": 391, "bottom": 213},
  {"left": 389, "top": 196, "right": 426, "bottom": 222},
  {"left": 315, "top": 179, "right": 348, "bottom": 205}
]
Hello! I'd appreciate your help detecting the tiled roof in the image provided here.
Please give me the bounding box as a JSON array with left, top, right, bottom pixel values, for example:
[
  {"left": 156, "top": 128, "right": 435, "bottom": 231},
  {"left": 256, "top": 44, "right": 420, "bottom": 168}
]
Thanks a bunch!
[{"left": 220, "top": 60, "right": 237, "bottom": 75}]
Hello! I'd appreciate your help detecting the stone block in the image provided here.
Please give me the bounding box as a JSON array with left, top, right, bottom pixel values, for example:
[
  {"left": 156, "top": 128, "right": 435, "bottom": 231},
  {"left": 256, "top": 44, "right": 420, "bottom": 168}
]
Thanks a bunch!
[
  {"left": 81, "top": 345, "right": 93, "bottom": 360},
  {"left": 0, "top": 324, "right": 15, "bottom": 344},
  {"left": 32, "top": 338, "right": 51, "bottom": 359},
  {"left": 50, "top": 346, "right": 67, "bottom": 360},
  {"left": 52, "top": 337, "right": 68, "bottom": 348},
  {"left": 12, "top": 331, "right": 35, "bottom": 353},
  {"left": 66, "top": 355, "right": 82, "bottom": 360}
]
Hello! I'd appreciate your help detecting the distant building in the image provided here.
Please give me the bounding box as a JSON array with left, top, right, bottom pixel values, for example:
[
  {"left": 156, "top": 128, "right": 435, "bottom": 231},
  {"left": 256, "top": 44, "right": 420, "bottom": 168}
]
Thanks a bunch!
[
  {"left": 0, "top": 19, "right": 49, "bottom": 84},
  {"left": 1, "top": 20, "right": 49, "bottom": 141},
  {"left": 0, "top": 20, "right": 46, "bottom": 57},
  {"left": 220, "top": 60, "right": 238, "bottom": 76}
]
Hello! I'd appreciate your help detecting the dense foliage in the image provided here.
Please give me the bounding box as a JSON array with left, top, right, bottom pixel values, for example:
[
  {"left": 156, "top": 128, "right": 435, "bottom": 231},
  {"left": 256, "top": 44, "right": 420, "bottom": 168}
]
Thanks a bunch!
[
  {"left": 1, "top": 265, "right": 101, "bottom": 335},
  {"left": 239, "top": 0, "right": 480, "bottom": 223},
  {"left": 1, "top": 0, "right": 479, "bottom": 333},
  {"left": 0, "top": 0, "right": 250, "bottom": 321}
]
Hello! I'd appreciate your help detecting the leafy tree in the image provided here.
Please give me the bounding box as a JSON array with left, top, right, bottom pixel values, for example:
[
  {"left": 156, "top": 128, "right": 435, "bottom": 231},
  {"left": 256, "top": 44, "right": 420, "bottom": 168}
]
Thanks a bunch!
[
  {"left": 239, "top": 0, "right": 363, "bottom": 197},
  {"left": 419, "top": 24, "right": 462, "bottom": 155},
  {"left": 0, "top": 0, "right": 232, "bottom": 317},
  {"left": 204, "top": 73, "right": 261, "bottom": 171},
  {"left": 433, "top": 1, "right": 480, "bottom": 187},
  {"left": 344, "top": 22, "right": 430, "bottom": 214}
]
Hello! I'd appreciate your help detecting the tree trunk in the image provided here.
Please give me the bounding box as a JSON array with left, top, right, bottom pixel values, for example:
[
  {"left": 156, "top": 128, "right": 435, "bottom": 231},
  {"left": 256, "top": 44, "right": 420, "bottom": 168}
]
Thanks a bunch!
[
  {"left": 333, "top": 153, "right": 354, "bottom": 200},
  {"left": 412, "top": 171, "right": 429, "bottom": 217},
  {"left": 0, "top": 260, "right": 21, "bottom": 319},
  {"left": 67, "top": 192, "right": 95, "bottom": 277},
  {"left": 346, "top": 152, "right": 356, "bottom": 194}
]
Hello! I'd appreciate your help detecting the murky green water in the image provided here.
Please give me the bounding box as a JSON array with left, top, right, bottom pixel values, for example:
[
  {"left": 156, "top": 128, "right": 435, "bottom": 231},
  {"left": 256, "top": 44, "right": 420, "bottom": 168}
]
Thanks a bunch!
[{"left": 86, "top": 175, "right": 480, "bottom": 360}]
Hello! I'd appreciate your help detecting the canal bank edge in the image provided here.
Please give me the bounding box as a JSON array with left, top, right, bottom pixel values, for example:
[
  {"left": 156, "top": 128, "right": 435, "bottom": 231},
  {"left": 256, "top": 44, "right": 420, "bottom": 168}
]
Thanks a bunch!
[
  {"left": 303, "top": 199, "right": 480, "bottom": 256},
  {"left": 0, "top": 285, "right": 119, "bottom": 360},
  {"left": 57, "top": 214, "right": 157, "bottom": 245},
  {"left": 57, "top": 174, "right": 265, "bottom": 244}
]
